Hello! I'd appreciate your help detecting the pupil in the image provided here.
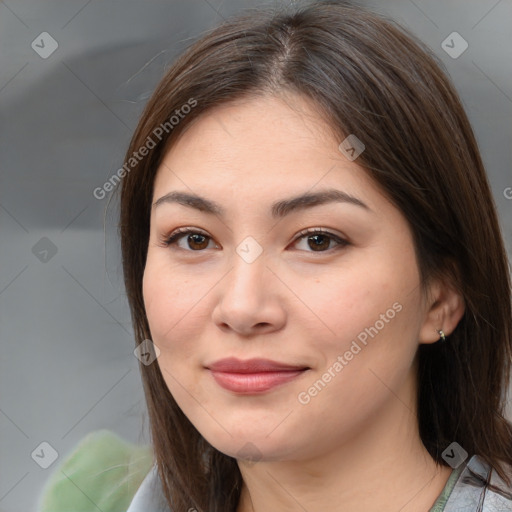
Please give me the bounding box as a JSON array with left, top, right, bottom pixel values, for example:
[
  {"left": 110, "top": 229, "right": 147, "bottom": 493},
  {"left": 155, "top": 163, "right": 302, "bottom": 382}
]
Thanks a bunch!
[
  {"left": 309, "top": 234, "right": 329, "bottom": 251},
  {"left": 189, "top": 234, "right": 207, "bottom": 249}
]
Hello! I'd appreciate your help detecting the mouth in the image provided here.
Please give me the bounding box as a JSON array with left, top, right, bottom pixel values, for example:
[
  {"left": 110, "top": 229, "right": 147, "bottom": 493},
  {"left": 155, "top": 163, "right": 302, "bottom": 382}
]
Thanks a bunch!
[{"left": 205, "top": 358, "right": 310, "bottom": 394}]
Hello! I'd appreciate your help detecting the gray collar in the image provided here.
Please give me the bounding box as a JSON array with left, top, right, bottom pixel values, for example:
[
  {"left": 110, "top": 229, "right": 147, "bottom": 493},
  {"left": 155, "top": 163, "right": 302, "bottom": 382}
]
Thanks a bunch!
[
  {"left": 126, "top": 455, "right": 512, "bottom": 511},
  {"left": 443, "top": 454, "right": 512, "bottom": 511},
  {"left": 126, "top": 464, "right": 170, "bottom": 512}
]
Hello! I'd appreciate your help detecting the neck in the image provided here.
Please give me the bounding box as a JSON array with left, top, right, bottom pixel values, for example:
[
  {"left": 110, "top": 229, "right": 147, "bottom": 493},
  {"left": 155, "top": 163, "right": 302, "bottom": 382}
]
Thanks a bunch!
[{"left": 236, "top": 368, "right": 452, "bottom": 512}]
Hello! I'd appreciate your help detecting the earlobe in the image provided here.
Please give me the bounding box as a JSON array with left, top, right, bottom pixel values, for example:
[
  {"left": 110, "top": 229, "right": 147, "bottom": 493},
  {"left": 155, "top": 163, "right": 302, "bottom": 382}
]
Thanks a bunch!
[{"left": 418, "top": 279, "right": 465, "bottom": 345}]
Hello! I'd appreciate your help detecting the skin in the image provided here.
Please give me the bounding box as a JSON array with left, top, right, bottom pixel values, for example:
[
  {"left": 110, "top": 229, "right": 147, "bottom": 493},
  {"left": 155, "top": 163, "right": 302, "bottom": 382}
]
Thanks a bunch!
[{"left": 142, "top": 93, "right": 465, "bottom": 512}]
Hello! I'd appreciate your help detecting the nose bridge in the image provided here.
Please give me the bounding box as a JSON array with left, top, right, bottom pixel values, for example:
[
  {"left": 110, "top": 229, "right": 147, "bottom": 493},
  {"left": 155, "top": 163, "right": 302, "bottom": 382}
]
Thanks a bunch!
[
  {"left": 227, "top": 240, "right": 268, "bottom": 298},
  {"left": 216, "top": 240, "right": 274, "bottom": 316}
]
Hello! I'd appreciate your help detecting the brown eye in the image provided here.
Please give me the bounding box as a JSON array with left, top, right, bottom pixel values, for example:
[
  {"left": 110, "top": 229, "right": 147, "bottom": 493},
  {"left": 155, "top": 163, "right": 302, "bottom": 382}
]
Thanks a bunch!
[
  {"left": 184, "top": 233, "right": 210, "bottom": 250},
  {"left": 293, "top": 229, "right": 349, "bottom": 253},
  {"left": 306, "top": 233, "right": 331, "bottom": 251},
  {"left": 162, "top": 229, "right": 215, "bottom": 251}
]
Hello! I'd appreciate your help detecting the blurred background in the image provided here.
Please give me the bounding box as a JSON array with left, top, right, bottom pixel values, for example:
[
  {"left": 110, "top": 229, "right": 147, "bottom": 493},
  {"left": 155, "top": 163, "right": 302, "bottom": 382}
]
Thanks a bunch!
[{"left": 1, "top": 0, "right": 511, "bottom": 510}]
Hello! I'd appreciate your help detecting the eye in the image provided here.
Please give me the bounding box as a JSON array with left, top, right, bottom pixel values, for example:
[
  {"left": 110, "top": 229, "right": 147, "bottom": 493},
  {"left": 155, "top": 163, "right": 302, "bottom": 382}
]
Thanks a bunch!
[
  {"left": 291, "top": 228, "right": 349, "bottom": 253},
  {"left": 160, "top": 228, "right": 217, "bottom": 251}
]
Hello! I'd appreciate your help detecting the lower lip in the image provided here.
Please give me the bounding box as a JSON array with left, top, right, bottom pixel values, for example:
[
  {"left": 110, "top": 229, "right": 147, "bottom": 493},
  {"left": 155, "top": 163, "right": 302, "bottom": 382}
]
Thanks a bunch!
[{"left": 208, "top": 369, "right": 307, "bottom": 393}]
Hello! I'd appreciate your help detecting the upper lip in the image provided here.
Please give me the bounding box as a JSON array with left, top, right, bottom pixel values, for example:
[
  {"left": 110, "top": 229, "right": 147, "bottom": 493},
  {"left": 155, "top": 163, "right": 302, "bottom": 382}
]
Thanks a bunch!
[{"left": 206, "top": 357, "right": 309, "bottom": 373}]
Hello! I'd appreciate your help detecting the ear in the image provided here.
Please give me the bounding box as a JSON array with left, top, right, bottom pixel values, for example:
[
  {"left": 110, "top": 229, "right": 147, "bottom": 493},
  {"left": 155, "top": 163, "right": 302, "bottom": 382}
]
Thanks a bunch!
[{"left": 418, "top": 278, "right": 465, "bottom": 344}]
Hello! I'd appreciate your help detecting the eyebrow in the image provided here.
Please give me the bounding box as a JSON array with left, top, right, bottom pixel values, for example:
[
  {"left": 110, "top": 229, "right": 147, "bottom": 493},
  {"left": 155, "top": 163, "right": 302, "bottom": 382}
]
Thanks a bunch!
[{"left": 152, "top": 188, "right": 371, "bottom": 218}]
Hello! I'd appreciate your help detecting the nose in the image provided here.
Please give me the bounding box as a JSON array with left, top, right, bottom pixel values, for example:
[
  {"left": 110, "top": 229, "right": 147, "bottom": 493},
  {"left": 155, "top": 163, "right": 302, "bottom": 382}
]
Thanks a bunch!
[{"left": 211, "top": 251, "right": 287, "bottom": 337}]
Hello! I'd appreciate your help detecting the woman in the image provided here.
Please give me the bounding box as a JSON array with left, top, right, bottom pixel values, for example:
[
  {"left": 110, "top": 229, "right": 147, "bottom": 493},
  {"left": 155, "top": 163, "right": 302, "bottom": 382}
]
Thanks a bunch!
[
  {"left": 39, "top": 1, "right": 512, "bottom": 511},
  {"left": 120, "top": 1, "right": 512, "bottom": 511}
]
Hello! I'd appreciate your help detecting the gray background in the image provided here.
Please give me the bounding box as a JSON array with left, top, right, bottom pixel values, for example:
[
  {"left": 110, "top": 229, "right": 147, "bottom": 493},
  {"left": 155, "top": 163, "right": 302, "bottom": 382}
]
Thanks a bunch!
[{"left": 1, "top": 1, "right": 511, "bottom": 511}]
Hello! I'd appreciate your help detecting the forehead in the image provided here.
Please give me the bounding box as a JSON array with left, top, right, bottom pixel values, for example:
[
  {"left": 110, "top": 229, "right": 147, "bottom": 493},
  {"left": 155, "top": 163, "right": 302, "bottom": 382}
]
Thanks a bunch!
[{"left": 152, "top": 93, "right": 372, "bottom": 197}]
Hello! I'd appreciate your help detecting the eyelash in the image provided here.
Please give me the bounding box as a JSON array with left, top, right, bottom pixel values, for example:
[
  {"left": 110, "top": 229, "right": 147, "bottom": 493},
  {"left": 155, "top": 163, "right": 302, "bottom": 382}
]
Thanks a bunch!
[{"left": 159, "top": 227, "right": 349, "bottom": 253}]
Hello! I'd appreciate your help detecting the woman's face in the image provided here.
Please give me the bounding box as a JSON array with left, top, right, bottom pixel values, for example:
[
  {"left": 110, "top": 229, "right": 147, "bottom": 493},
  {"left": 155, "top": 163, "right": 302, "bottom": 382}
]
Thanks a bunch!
[{"left": 143, "top": 93, "right": 434, "bottom": 462}]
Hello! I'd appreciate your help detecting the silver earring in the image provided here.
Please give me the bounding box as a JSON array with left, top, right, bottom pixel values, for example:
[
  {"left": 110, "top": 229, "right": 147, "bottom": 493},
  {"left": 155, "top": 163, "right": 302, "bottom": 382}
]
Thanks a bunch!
[{"left": 437, "top": 329, "right": 446, "bottom": 342}]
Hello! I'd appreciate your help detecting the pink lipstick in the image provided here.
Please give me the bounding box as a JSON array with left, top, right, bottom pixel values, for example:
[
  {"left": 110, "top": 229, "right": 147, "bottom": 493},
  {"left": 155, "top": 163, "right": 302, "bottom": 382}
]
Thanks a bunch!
[{"left": 206, "top": 358, "right": 309, "bottom": 394}]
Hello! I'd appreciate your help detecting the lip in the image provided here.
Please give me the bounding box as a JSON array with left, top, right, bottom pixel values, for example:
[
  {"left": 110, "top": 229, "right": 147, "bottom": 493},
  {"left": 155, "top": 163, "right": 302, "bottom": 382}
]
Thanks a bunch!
[
  {"left": 206, "top": 358, "right": 309, "bottom": 394},
  {"left": 207, "top": 357, "right": 308, "bottom": 373}
]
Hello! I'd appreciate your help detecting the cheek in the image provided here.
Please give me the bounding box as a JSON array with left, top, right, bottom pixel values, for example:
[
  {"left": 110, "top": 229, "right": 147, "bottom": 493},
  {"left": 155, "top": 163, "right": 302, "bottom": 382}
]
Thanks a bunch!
[
  {"left": 300, "top": 258, "right": 408, "bottom": 340},
  {"left": 142, "top": 258, "right": 208, "bottom": 408},
  {"left": 300, "top": 251, "right": 423, "bottom": 391},
  {"left": 294, "top": 281, "right": 421, "bottom": 443},
  {"left": 142, "top": 254, "right": 205, "bottom": 357}
]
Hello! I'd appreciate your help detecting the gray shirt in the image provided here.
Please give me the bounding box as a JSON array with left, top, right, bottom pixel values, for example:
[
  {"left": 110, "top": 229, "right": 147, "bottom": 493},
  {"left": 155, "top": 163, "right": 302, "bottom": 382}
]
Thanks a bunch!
[{"left": 126, "top": 455, "right": 512, "bottom": 512}]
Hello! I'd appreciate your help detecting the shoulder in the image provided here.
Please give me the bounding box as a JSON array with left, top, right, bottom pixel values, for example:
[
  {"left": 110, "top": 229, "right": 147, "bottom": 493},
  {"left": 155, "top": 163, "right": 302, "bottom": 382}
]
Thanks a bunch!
[
  {"left": 36, "top": 429, "right": 154, "bottom": 512},
  {"left": 443, "top": 454, "right": 512, "bottom": 511}
]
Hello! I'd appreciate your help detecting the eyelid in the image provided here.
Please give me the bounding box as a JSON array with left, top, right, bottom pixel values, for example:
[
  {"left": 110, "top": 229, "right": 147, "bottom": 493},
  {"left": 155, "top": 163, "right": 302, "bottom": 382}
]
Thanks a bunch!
[{"left": 294, "top": 227, "right": 348, "bottom": 242}]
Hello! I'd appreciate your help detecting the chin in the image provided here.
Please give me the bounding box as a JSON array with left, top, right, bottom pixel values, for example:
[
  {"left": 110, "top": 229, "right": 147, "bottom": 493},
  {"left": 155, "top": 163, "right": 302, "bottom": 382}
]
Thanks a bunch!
[{"left": 198, "top": 423, "right": 299, "bottom": 463}]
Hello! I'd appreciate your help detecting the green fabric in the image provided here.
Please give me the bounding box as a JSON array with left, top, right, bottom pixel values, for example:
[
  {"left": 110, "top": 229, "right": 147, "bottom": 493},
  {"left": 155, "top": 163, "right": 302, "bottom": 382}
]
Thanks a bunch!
[
  {"left": 429, "top": 464, "right": 465, "bottom": 511},
  {"left": 37, "top": 429, "right": 154, "bottom": 512}
]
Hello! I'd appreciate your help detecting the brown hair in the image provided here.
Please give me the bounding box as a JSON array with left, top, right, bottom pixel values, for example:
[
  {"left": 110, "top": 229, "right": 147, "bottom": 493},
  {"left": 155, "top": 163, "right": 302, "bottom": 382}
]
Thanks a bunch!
[{"left": 117, "top": 1, "right": 512, "bottom": 510}]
